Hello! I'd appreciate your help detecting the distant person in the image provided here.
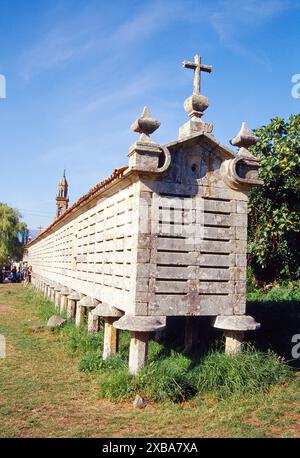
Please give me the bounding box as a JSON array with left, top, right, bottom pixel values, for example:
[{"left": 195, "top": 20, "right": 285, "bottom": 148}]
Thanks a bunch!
[
  {"left": 28, "top": 266, "right": 32, "bottom": 283},
  {"left": 11, "top": 266, "right": 17, "bottom": 283},
  {"left": 22, "top": 266, "right": 28, "bottom": 287},
  {"left": 17, "top": 267, "right": 21, "bottom": 283},
  {"left": 23, "top": 265, "right": 32, "bottom": 287}
]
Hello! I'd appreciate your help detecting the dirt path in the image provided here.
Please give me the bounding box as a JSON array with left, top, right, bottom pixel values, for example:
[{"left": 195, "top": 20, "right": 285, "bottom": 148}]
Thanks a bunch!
[{"left": 0, "top": 284, "right": 299, "bottom": 438}]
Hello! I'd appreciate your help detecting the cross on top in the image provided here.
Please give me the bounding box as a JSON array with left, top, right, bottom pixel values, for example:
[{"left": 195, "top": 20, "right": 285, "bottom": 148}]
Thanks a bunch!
[{"left": 182, "top": 54, "right": 212, "bottom": 95}]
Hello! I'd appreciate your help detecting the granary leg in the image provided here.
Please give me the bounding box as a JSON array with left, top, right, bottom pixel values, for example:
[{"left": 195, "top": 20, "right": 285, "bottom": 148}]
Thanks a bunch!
[
  {"left": 184, "top": 316, "right": 199, "bottom": 353},
  {"left": 224, "top": 330, "right": 244, "bottom": 354},
  {"left": 67, "top": 299, "right": 76, "bottom": 319},
  {"left": 76, "top": 296, "right": 99, "bottom": 333},
  {"left": 44, "top": 283, "right": 49, "bottom": 298},
  {"left": 213, "top": 315, "right": 260, "bottom": 355},
  {"left": 55, "top": 292, "right": 61, "bottom": 310},
  {"left": 54, "top": 287, "right": 62, "bottom": 310},
  {"left": 50, "top": 286, "right": 56, "bottom": 303},
  {"left": 75, "top": 303, "right": 85, "bottom": 327},
  {"left": 67, "top": 292, "right": 82, "bottom": 320},
  {"left": 91, "top": 303, "right": 123, "bottom": 357},
  {"left": 60, "top": 294, "right": 68, "bottom": 313},
  {"left": 59, "top": 287, "right": 70, "bottom": 314},
  {"left": 87, "top": 311, "right": 99, "bottom": 333},
  {"left": 46, "top": 284, "right": 52, "bottom": 300},
  {"left": 113, "top": 315, "right": 166, "bottom": 375},
  {"left": 103, "top": 318, "right": 119, "bottom": 360},
  {"left": 128, "top": 331, "right": 149, "bottom": 375}
]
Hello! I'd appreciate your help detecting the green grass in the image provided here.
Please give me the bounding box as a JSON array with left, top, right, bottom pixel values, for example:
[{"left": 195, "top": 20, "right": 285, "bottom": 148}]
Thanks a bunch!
[
  {"left": 0, "top": 283, "right": 299, "bottom": 438},
  {"left": 47, "top": 293, "right": 293, "bottom": 403}
]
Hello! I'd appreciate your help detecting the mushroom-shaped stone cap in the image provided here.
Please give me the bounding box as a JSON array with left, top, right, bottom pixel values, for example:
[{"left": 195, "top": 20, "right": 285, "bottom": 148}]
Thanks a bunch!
[
  {"left": 213, "top": 315, "right": 260, "bottom": 331},
  {"left": 114, "top": 315, "right": 166, "bottom": 332},
  {"left": 77, "top": 296, "right": 99, "bottom": 308},
  {"left": 54, "top": 285, "right": 62, "bottom": 292},
  {"left": 92, "top": 303, "right": 123, "bottom": 318},
  {"left": 60, "top": 286, "right": 71, "bottom": 295},
  {"left": 67, "top": 291, "right": 82, "bottom": 301}
]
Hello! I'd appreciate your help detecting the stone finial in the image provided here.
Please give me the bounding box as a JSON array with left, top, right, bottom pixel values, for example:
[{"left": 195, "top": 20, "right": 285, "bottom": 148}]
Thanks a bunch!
[
  {"left": 131, "top": 106, "right": 160, "bottom": 143},
  {"left": 128, "top": 107, "right": 167, "bottom": 173},
  {"left": 230, "top": 122, "right": 259, "bottom": 149},
  {"left": 179, "top": 54, "right": 213, "bottom": 139},
  {"left": 182, "top": 54, "right": 212, "bottom": 119}
]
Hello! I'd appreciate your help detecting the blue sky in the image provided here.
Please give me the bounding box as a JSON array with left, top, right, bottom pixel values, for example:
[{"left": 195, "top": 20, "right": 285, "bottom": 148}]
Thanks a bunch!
[{"left": 0, "top": 0, "right": 299, "bottom": 229}]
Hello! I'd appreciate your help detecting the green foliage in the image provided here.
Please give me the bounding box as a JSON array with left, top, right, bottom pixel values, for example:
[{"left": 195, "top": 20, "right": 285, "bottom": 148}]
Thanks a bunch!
[
  {"left": 135, "top": 350, "right": 196, "bottom": 402},
  {"left": 95, "top": 342, "right": 291, "bottom": 403},
  {"left": 25, "top": 287, "right": 56, "bottom": 321},
  {"left": 192, "top": 347, "right": 291, "bottom": 398},
  {"left": 62, "top": 324, "right": 104, "bottom": 356},
  {"left": 79, "top": 352, "right": 128, "bottom": 372},
  {"left": 98, "top": 368, "right": 134, "bottom": 402},
  {"left": 26, "top": 288, "right": 293, "bottom": 404},
  {"left": 248, "top": 115, "right": 300, "bottom": 281},
  {"left": 0, "top": 202, "right": 27, "bottom": 266}
]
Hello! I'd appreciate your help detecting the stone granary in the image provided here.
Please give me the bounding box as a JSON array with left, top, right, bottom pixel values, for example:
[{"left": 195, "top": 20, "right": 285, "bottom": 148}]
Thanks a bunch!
[{"left": 28, "top": 55, "right": 263, "bottom": 375}]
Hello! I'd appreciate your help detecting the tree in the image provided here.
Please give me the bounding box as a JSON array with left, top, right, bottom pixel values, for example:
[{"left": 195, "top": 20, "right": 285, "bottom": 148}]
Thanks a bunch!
[
  {"left": 248, "top": 114, "right": 300, "bottom": 282},
  {"left": 0, "top": 203, "right": 27, "bottom": 267}
]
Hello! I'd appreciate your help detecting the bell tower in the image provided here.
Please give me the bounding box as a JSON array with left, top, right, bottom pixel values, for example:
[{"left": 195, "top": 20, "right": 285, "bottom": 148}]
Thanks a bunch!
[{"left": 56, "top": 170, "right": 69, "bottom": 218}]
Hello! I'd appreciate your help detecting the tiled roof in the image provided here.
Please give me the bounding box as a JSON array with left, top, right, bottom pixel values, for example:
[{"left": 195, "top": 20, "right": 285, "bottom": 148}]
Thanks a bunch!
[{"left": 27, "top": 166, "right": 128, "bottom": 247}]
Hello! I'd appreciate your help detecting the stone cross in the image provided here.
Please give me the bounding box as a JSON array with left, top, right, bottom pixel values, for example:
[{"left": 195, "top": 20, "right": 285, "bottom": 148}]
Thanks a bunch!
[{"left": 182, "top": 54, "right": 212, "bottom": 95}]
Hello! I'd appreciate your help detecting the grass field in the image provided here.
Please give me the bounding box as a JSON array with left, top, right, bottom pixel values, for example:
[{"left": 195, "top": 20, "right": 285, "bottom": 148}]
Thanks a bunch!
[{"left": 0, "top": 283, "right": 299, "bottom": 438}]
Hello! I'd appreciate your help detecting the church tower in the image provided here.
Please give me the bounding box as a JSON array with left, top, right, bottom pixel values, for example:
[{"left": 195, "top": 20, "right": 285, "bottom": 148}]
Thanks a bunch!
[{"left": 56, "top": 170, "right": 69, "bottom": 218}]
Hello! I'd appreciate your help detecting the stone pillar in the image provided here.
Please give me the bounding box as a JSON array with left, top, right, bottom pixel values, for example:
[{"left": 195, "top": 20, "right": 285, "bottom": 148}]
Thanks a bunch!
[
  {"left": 103, "top": 318, "right": 119, "bottom": 360},
  {"left": 184, "top": 316, "right": 199, "bottom": 353},
  {"left": 92, "top": 303, "right": 123, "bottom": 360},
  {"left": 129, "top": 331, "right": 149, "bottom": 375},
  {"left": 77, "top": 296, "right": 99, "bottom": 332},
  {"left": 47, "top": 283, "right": 52, "bottom": 300},
  {"left": 60, "top": 287, "right": 71, "bottom": 314},
  {"left": 75, "top": 300, "right": 86, "bottom": 327},
  {"left": 87, "top": 311, "right": 99, "bottom": 333},
  {"left": 50, "top": 285, "right": 56, "bottom": 303},
  {"left": 114, "top": 315, "right": 166, "bottom": 375},
  {"left": 224, "top": 330, "right": 244, "bottom": 354},
  {"left": 54, "top": 286, "right": 62, "bottom": 310},
  {"left": 44, "top": 283, "right": 49, "bottom": 298},
  {"left": 67, "top": 291, "right": 82, "bottom": 320},
  {"left": 213, "top": 315, "right": 260, "bottom": 355}
]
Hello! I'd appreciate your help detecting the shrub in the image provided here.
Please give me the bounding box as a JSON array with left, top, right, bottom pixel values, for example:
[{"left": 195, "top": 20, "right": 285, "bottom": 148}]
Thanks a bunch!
[{"left": 248, "top": 115, "right": 300, "bottom": 282}]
